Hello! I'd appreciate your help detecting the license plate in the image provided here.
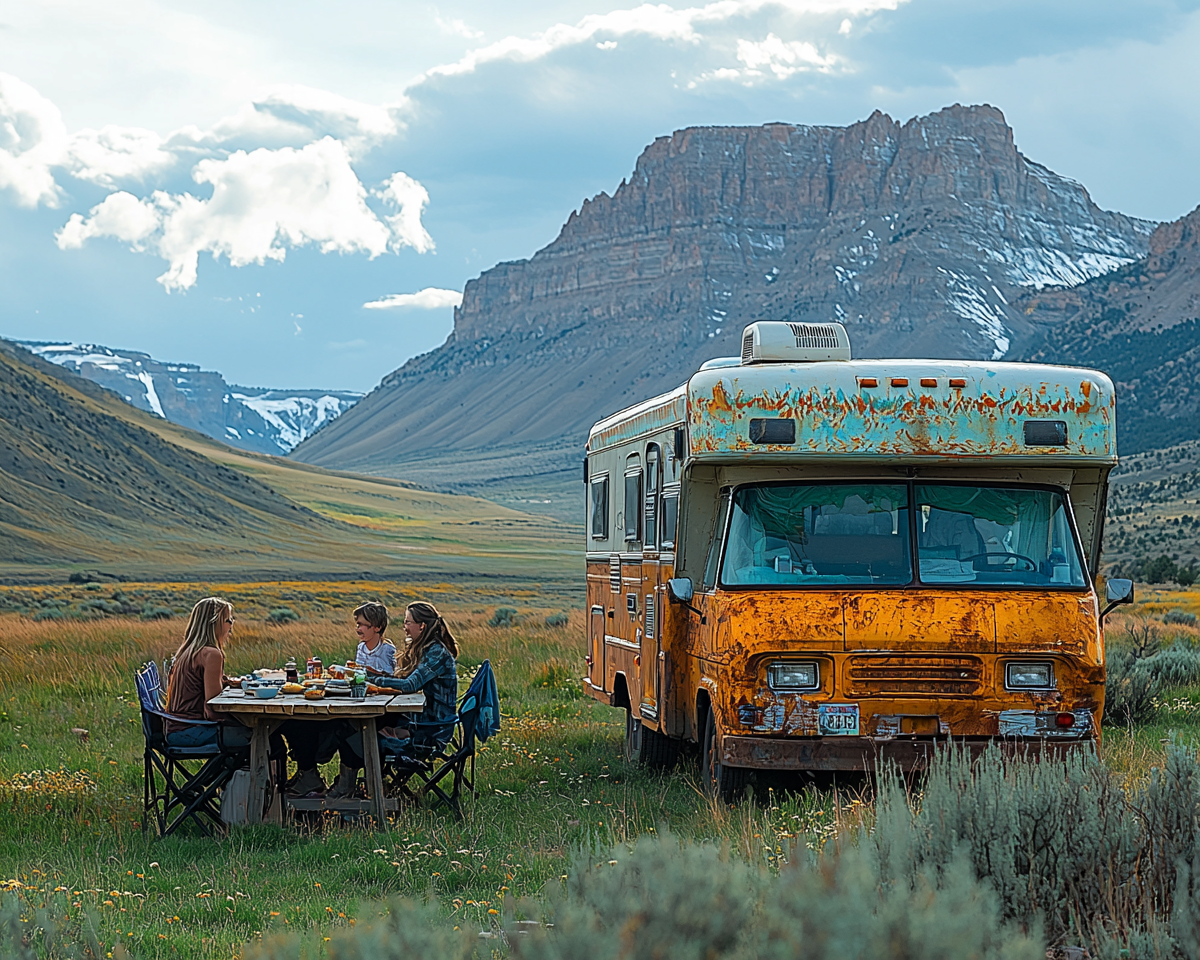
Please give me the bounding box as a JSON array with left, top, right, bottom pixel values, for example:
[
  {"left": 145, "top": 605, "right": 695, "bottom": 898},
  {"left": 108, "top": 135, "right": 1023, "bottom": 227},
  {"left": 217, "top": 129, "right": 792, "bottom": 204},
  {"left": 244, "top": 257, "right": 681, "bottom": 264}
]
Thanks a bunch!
[{"left": 819, "top": 704, "right": 860, "bottom": 736}]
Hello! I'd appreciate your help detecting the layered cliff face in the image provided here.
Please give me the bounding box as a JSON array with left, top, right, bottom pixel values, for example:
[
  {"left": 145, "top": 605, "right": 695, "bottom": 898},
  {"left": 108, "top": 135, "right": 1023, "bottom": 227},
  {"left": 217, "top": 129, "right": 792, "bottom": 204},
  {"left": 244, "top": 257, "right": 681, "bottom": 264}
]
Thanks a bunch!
[
  {"left": 1020, "top": 204, "right": 1200, "bottom": 453},
  {"left": 17, "top": 342, "right": 362, "bottom": 455},
  {"left": 292, "top": 105, "right": 1153, "bottom": 507}
]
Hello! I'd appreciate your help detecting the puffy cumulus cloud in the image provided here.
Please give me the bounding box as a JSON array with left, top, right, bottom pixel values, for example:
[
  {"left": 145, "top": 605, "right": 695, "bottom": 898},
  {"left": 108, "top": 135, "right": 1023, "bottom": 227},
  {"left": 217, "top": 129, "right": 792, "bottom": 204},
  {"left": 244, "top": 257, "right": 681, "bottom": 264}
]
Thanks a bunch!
[
  {"left": 733, "top": 33, "right": 840, "bottom": 78},
  {"left": 56, "top": 191, "right": 162, "bottom": 251},
  {"left": 362, "top": 287, "right": 463, "bottom": 310},
  {"left": 63, "top": 125, "right": 175, "bottom": 187},
  {"left": 0, "top": 72, "right": 67, "bottom": 207},
  {"left": 58, "top": 137, "right": 433, "bottom": 292},
  {"left": 376, "top": 172, "right": 434, "bottom": 254},
  {"left": 415, "top": 0, "right": 901, "bottom": 82}
]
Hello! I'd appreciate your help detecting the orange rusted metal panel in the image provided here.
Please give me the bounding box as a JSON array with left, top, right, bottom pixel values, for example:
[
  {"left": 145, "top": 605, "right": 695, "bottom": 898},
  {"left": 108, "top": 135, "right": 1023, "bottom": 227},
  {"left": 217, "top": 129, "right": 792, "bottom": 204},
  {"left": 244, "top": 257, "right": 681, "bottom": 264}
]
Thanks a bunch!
[{"left": 844, "top": 593, "right": 995, "bottom": 653}]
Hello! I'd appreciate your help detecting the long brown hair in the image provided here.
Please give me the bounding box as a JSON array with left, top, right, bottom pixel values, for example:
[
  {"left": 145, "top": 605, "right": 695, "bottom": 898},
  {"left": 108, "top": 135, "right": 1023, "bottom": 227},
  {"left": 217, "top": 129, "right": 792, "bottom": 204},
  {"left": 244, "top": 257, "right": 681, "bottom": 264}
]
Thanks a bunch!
[
  {"left": 396, "top": 601, "right": 458, "bottom": 677},
  {"left": 167, "top": 597, "right": 232, "bottom": 705}
]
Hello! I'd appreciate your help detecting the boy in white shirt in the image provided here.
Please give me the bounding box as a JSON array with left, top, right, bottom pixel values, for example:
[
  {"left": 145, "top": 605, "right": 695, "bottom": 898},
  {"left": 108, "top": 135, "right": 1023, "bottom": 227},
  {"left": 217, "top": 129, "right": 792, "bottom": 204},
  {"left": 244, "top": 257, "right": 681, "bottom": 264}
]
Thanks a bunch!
[{"left": 353, "top": 601, "right": 396, "bottom": 677}]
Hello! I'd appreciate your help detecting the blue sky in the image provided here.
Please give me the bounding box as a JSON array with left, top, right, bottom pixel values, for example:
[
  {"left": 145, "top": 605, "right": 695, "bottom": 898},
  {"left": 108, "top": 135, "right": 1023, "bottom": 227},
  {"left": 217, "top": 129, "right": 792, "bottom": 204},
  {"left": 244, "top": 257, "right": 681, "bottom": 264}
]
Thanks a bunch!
[{"left": 2, "top": 0, "right": 1198, "bottom": 391}]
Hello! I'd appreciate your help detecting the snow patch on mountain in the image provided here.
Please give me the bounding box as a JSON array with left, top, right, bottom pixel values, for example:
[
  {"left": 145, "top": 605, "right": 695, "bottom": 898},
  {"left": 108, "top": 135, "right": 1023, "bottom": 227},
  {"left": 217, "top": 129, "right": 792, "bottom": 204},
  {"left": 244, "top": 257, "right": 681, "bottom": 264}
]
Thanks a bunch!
[{"left": 16, "top": 341, "right": 361, "bottom": 455}]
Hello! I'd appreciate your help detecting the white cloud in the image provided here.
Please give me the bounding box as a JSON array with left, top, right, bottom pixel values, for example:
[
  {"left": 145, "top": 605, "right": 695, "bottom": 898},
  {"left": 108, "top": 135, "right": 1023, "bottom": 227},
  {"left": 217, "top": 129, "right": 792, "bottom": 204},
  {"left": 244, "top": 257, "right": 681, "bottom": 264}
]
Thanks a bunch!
[
  {"left": 362, "top": 287, "right": 463, "bottom": 310},
  {"left": 375, "top": 171, "right": 435, "bottom": 255},
  {"left": 209, "top": 84, "right": 403, "bottom": 158},
  {"left": 56, "top": 191, "right": 161, "bottom": 251},
  {"left": 63, "top": 125, "right": 174, "bottom": 187},
  {"left": 436, "top": 16, "right": 484, "bottom": 41},
  {"left": 735, "top": 33, "right": 840, "bottom": 78},
  {"left": 415, "top": 0, "right": 902, "bottom": 82},
  {"left": 59, "top": 138, "right": 433, "bottom": 291},
  {"left": 0, "top": 72, "right": 67, "bottom": 207}
]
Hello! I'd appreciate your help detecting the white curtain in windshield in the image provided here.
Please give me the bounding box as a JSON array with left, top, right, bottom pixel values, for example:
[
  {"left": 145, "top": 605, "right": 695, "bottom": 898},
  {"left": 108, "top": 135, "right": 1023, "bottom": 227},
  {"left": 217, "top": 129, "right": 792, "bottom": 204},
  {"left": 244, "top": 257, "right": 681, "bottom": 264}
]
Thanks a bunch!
[
  {"left": 723, "top": 484, "right": 911, "bottom": 586},
  {"left": 914, "top": 485, "right": 1085, "bottom": 586}
]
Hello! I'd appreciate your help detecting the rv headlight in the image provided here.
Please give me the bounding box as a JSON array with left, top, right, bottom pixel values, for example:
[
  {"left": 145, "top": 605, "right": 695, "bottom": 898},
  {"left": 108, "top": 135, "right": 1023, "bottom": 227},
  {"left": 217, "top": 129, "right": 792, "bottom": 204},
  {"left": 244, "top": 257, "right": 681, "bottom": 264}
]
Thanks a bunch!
[
  {"left": 768, "top": 661, "right": 819, "bottom": 691},
  {"left": 1005, "top": 662, "right": 1054, "bottom": 690}
]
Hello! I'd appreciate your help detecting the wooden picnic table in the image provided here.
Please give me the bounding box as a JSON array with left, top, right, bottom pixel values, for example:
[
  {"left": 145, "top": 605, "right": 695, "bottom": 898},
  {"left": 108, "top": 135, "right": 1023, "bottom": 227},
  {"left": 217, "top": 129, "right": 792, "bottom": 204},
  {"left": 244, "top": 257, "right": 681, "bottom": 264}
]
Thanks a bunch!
[{"left": 207, "top": 690, "right": 425, "bottom": 828}]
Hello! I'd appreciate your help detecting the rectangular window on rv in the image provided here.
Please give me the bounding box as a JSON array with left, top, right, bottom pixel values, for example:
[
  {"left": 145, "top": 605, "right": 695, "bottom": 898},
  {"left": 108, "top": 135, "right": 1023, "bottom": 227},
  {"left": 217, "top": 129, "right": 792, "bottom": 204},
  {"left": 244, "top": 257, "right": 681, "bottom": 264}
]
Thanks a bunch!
[
  {"left": 722, "top": 483, "right": 911, "bottom": 587},
  {"left": 702, "top": 489, "right": 732, "bottom": 590},
  {"left": 590, "top": 476, "right": 609, "bottom": 539},
  {"left": 624, "top": 472, "right": 642, "bottom": 542},
  {"left": 660, "top": 494, "right": 679, "bottom": 549},
  {"left": 914, "top": 485, "right": 1086, "bottom": 587}
]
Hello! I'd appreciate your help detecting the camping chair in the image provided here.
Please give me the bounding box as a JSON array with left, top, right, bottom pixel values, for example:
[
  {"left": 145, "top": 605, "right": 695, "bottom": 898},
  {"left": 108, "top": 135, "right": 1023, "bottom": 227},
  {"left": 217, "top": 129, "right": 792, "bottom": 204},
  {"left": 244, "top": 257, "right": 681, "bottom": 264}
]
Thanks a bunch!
[
  {"left": 136, "top": 662, "right": 249, "bottom": 837},
  {"left": 382, "top": 660, "right": 500, "bottom": 818}
]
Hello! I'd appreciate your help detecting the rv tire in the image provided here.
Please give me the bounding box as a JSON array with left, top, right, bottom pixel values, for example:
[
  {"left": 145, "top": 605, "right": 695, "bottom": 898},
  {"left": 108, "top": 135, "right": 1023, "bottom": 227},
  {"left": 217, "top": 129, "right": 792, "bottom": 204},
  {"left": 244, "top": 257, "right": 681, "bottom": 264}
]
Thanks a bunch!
[
  {"left": 702, "top": 708, "right": 749, "bottom": 803},
  {"left": 625, "top": 710, "right": 679, "bottom": 768}
]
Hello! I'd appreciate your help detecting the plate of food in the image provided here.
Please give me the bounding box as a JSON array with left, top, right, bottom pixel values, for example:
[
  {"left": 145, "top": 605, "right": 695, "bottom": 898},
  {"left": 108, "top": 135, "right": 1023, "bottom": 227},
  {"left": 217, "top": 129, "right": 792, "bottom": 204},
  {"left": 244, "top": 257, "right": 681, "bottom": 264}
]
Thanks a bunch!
[{"left": 280, "top": 682, "right": 305, "bottom": 695}]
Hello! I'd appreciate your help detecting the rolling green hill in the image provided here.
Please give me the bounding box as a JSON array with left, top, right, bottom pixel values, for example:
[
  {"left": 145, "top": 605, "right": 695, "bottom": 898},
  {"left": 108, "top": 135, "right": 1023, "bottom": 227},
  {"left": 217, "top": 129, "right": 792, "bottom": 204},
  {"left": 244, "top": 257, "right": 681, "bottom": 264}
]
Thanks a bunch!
[{"left": 0, "top": 341, "right": 578, "bottom": 584}]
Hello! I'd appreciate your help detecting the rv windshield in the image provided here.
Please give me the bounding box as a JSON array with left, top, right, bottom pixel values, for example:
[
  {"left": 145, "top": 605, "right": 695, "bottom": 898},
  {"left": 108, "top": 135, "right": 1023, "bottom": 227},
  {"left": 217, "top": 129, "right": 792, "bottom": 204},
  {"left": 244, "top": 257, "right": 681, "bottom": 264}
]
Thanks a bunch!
[
  {"left": 723, "top": 483, "right": 911, "bottom": 586},
  {"left": 914, "top": 484, "right": 1086, "bottom": 587},
  {"left": 720, "top": 481, "right": 1086, "bottom": 589}
]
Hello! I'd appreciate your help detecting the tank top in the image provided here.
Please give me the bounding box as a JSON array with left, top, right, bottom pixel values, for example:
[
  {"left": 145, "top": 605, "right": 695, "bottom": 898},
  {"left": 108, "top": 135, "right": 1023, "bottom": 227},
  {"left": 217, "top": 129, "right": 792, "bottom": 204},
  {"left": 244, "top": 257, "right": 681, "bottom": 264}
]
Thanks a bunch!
[{"left": 166, "top": 648, "right": 221, "bottom": 732}]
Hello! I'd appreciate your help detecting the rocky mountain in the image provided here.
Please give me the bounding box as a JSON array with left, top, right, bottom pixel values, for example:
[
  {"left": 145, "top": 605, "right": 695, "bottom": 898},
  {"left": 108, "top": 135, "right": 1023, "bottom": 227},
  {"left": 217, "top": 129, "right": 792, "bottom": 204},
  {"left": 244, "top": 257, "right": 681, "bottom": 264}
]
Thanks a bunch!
[
  {"left": 1019, "top": 204, "right": 1200, "bottom": 454},
  {"left": 292, "top": 105, "right": 1153, "bottom": 513},
  {"left": 16, "top": 341, "right": 361, "bottom": 455}
]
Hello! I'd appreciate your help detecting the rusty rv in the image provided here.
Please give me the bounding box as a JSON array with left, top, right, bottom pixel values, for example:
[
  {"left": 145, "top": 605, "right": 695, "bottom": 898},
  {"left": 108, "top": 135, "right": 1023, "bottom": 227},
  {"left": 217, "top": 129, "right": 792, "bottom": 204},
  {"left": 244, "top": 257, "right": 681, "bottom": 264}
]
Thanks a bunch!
[{"left": 582, "top": 320, "right": 1132, "bottom": 799}]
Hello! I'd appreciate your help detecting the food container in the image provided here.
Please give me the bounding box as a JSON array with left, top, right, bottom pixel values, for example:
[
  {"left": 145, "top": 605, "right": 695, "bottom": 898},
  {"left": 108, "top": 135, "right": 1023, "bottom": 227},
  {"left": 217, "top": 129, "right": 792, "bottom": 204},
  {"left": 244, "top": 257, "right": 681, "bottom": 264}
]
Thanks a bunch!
[
  {"left": 245, "top": 681, "right": 261, "bottom": 698},
  {"left": 254, "top": 684, "right": 279, "bottom": 699},
  {"left": 311, "top": 657, "right": 322, "bottom": 678},
  {"left": 240, "top": 677, "right": 253, "bottom": 690},
  {"left": 303, "top": 688, "right": 325, "bottom": 701},
  {"left": 351, "top": 682, "right": 367, "bottom": 700},
  {"left": 281, "top": 683, "right": 304, "bottom": 695},
  {"left": 327, "top": 664, "right": 346, "bottom": 680}
]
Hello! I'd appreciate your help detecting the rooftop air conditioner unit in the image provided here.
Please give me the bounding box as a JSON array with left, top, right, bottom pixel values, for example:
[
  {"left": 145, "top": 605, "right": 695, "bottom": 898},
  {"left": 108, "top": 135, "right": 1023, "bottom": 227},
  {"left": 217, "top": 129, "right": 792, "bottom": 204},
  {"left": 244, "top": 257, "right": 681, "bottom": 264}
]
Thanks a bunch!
[{"left": 741, "top": 321, "right": 852, "bottom": 364}]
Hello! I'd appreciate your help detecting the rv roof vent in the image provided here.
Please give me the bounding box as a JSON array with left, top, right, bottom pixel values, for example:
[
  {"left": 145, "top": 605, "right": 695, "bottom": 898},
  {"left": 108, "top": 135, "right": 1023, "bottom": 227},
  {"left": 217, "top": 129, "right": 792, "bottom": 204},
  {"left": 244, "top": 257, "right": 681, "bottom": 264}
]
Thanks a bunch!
[{"left": 740, "top": 321, "right": 851, "bottom": 364}]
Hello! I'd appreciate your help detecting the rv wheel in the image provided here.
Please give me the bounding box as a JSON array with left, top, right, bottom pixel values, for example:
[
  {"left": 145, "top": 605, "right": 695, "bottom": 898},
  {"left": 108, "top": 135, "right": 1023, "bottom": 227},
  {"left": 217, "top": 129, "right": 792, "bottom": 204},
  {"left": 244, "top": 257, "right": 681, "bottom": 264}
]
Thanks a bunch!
[
  {"left": 702, "top": 708, "right": 749, "bottom": 802},
  {"left": 625, "top": 710, "right": 679, "bottom": 768}
]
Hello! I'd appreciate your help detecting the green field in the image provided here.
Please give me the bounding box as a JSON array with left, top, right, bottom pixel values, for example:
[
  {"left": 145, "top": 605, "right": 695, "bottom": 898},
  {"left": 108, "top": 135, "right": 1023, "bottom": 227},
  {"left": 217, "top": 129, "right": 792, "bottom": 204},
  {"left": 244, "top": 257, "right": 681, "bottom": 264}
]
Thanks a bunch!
[{"left": 1, "top": 584, "right": 1199, "bottom": 958}]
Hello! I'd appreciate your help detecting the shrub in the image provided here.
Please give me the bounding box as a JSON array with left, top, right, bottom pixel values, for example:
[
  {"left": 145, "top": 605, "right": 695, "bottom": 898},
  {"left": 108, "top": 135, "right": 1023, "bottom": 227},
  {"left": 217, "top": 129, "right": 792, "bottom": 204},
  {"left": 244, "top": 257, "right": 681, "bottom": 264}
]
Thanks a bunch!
[
  {"left": 1165, "top": 609, "right": 1198, "bottom": 626},
  {"left": 544, "top": 612, "right": 570, "bottom": 628},
  {"left": 0, "top": 893, "right": 103, "bottom": 959},
  {"left": 140, "top": 605, "right": 174, "bottom": 620},
  {"left": 1104, "top": 620, "right": 1200, "bottom": 725},
  {"left": 267, "top": 607, "right": 300, "bottom": 624},
  {"left": 1144, "top": 555, "right": 1178, "bottom": 584},
  {"left": 245, "top": 898, "right": 477, "bottom": 960},
  {"left": 489, "top": 607, "right": 518, "bottom": 627}
]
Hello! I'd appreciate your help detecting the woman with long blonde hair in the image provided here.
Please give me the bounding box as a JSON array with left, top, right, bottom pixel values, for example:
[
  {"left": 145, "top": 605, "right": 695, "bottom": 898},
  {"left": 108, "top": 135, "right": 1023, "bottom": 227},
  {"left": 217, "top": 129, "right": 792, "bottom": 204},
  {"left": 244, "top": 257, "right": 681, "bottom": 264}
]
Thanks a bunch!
[{"left": 165, "top": 597, "right": 258, "bottom": 749}]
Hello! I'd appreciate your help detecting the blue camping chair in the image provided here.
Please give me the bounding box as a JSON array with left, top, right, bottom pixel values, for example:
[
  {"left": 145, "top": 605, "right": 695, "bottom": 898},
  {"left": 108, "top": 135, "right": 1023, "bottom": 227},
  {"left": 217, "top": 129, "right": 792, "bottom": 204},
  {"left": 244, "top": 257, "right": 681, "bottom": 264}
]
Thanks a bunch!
[
  {"left": 382, "top": 659, "right": 500, "bottom": 818},
  {"left": 136, "top": 661, "right": 249, "bottom": 837}
]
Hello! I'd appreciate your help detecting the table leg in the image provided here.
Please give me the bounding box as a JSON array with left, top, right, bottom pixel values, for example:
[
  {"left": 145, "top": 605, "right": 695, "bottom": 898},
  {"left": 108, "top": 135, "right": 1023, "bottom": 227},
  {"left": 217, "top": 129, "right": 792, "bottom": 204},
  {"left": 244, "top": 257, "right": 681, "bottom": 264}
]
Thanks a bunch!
[
  {"left": 361, "top": 717, "right": 388, "bottom": 830},
  {"left": 247, "top": 721, "right": 271, "bottom": 825}
]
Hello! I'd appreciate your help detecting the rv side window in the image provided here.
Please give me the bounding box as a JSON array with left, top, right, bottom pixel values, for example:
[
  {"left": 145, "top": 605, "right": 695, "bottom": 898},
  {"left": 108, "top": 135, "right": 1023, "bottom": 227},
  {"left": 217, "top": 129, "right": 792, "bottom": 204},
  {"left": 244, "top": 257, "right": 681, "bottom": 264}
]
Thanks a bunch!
[
  {"left": 661, "top": 493, "right": 679, "bottom": 549},
  {"left": 590, "top": 475, "right": 609, "bottom": 539},
  {"left": 624, "top": 471, "right": 642, "bottom": 542},
  {"left": 644, "top": 444, "right": 660, "bottom": 548},
  {"left": 702, "top": 489, "right": 731, "bottom": 590}
]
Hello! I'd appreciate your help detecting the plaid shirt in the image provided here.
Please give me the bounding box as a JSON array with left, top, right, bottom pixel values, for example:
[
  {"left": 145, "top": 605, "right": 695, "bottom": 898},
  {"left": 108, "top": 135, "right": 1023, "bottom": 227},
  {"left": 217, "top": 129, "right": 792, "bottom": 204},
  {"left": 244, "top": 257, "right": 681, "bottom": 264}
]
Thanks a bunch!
[{"left": 375, "top": 642, "right": 458, "bottom": 742}]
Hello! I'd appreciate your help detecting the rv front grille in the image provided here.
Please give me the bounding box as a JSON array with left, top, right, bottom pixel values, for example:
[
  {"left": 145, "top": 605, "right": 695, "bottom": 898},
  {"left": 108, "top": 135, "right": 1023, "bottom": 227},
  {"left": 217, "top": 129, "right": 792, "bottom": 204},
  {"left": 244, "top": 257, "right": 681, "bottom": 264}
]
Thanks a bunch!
[
  {"left": 741, "top": 331, "right": 755, "bottom": 363},
  {"left": 846, "top": 655, "right": 984, "bottom": 696},
  {"left": 787, "top": 322, "right": 842, "bottom": 350}
]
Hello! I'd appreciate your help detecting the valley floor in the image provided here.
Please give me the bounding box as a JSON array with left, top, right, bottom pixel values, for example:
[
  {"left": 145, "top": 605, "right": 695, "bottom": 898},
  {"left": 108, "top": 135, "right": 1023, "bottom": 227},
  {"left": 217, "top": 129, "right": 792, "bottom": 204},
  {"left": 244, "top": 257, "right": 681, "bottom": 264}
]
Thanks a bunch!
[{"left": 0, "top": 583, "right": 1198, "bottom": 958}]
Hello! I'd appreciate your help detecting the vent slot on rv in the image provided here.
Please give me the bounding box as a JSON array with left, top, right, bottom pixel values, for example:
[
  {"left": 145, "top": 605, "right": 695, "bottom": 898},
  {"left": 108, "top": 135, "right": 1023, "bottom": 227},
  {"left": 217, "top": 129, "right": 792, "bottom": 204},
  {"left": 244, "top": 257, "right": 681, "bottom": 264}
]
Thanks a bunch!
[{"left": 740, "top": 321, "right": 851, "bottom": 364}]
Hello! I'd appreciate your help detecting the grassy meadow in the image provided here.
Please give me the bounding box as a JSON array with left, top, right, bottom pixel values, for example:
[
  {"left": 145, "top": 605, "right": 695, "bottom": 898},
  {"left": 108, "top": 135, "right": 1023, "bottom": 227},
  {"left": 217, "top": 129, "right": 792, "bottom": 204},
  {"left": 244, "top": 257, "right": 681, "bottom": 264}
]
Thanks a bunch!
[{"left": 1, "top": 581, "right": 1199, "bottom": 957}]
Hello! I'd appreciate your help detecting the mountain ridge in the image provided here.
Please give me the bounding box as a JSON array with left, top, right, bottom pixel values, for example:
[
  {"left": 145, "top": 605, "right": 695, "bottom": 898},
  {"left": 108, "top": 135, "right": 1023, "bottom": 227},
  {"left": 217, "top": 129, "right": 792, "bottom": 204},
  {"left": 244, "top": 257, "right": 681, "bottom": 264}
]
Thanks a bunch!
[{"left": 292, "top": 104, "right": 1154, "bottom": 515}]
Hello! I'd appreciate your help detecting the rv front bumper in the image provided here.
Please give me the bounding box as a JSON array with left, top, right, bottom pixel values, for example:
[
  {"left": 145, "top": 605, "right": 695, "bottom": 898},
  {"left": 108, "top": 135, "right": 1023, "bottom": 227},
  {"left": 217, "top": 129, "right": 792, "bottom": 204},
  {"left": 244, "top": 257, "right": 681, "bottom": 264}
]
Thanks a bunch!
[{"left": 720, "top": 734, "right": 1094, "bottom": 772}]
